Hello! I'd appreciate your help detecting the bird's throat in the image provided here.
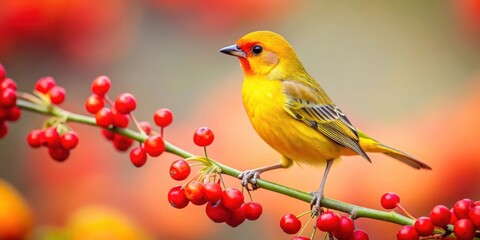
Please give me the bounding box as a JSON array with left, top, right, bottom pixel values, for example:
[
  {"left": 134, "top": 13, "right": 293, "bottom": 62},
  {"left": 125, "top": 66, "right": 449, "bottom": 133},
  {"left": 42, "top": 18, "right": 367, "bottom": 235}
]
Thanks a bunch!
[{"left": 238, "top": 58, "right": 253, "bottom": 76}]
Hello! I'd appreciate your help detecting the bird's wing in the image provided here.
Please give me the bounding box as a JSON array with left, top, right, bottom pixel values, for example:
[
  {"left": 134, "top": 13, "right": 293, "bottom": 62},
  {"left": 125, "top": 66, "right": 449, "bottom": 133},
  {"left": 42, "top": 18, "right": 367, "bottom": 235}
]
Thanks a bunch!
[{"left": 282, "top": 80, "right": 371, "bottom": 161}]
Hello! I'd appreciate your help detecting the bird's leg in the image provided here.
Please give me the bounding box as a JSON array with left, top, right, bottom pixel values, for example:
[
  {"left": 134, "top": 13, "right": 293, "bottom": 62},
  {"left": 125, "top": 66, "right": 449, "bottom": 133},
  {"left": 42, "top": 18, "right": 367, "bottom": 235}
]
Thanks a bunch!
[
  {"left": 310, "top": 159, "right": 334, "bottom": 215},
  {"left": 238, "top": 163, "right": 285, "bottom": 191}
]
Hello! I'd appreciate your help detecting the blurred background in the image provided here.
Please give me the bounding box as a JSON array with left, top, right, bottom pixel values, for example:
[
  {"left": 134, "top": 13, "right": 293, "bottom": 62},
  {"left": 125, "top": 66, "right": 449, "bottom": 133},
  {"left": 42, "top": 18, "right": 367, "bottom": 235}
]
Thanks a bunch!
[{"left": 1, "top": 0, "right": 480, "bottom": 239}]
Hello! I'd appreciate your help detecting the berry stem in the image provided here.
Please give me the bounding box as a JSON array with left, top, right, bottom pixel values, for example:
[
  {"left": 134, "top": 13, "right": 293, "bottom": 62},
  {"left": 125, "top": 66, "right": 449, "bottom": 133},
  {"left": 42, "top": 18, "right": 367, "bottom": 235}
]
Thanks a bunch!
[
  {"left": 245, "top": 187, "right": 254, "bottom": 202},
  {"left": 203, "top": 146, "right": 209, "bottom": 160},
  {"left": 297, "top": 210, "right": 315, "bottom": 219},
  {"left": 129, "top": 112, "right": 147, "bottom": 136},
  {"left": 218, "top": 173, "right": 227, "bottom": 190},
  {"left": 187, "top": 163, "right": 206, "bottom": 168},
  {"left": 104, "top": 95, "right": 115, "bottom": 107},
  {"left": 16, "top": 97, "right": 416, "bottom": 228},
  {"left": 297, "top": 212, "right": 315, "bottom": 238},
  {"left": 396, "top": 203, "right": 416, "bottom": 220},
  {"left": 17, "top": 92, "right": 43, "bottom": 105}
]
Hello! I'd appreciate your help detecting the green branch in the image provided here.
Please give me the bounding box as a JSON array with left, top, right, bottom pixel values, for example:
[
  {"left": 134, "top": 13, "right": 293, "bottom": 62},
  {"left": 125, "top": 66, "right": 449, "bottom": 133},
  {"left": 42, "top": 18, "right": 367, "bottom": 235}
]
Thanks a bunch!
[{"left": 16, "top": 99, "right": 415, "bottom": 226}]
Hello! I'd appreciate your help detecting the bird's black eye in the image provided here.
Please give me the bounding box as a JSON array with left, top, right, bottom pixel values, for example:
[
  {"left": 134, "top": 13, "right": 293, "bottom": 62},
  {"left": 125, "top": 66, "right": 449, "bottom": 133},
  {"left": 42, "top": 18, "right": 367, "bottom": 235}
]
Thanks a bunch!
[{"left": 251, "top": 45, "right": 263, "bottom": 55}]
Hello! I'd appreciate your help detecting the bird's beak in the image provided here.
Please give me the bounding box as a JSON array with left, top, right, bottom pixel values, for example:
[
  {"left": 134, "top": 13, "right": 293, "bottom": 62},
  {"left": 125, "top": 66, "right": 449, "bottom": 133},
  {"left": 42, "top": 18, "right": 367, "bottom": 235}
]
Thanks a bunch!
[{"left": 219, "top": 44, "right": 246, "bottom": 58}]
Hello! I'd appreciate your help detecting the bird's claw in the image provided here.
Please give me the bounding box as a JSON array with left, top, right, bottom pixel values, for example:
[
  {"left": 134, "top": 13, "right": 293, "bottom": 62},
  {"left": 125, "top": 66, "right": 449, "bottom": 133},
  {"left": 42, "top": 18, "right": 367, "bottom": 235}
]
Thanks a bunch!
[
  {"left": 238, "top": 170, "right": 261, "bottom": 191},
  {"left": 310, "top": 191, "right": 324, "bottom": 216}
]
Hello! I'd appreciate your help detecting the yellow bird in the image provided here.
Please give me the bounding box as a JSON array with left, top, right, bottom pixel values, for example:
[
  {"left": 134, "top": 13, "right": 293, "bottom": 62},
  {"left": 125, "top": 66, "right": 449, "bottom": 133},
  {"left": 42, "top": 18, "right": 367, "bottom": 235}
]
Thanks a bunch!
[{"left": 219, "top": 31, "right": 431, "bottom": 209}]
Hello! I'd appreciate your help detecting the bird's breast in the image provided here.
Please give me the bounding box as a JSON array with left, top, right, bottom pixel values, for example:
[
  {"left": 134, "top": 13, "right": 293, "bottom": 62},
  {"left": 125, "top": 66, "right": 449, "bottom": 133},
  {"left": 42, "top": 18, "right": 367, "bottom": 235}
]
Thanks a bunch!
[
  {"left": 242, "top": 77, "right": 285, "bottom": 123},
  {"left": 241, "top": 77, "right": 341, "bottom": 165}
]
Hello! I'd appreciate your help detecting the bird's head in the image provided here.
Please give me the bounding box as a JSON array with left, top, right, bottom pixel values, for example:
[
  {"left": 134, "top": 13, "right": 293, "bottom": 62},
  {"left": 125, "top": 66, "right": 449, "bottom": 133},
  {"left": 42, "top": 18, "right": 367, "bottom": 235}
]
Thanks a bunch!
[{"left": 219, "top": 31, "right": 305, "bottom": 79}]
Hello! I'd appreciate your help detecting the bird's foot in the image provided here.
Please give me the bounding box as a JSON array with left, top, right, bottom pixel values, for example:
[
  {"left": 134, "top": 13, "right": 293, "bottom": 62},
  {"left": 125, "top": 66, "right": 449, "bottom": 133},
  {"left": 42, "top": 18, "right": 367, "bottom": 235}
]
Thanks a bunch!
[
  {"left": 310, "top": 191, "right": 324, "bottom": 216},
  {"left": 238, "top": 170, "right": 261, "bottom": 191}
]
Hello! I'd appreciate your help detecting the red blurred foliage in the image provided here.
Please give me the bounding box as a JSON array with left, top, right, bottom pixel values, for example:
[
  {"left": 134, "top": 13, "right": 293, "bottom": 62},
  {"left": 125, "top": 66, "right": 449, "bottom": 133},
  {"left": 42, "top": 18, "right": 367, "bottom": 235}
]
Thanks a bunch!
[
  {"left": 453, "top": 0, "right": 480, "bottom": 45},
  {"left": 0, "top": 0, "right": 135, "bottom": 65}
]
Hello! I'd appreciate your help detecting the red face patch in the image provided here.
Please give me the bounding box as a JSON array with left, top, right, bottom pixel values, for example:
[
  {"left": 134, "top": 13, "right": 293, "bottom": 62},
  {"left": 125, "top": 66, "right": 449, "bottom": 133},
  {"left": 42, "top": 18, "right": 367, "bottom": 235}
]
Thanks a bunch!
[{"left": 236, "top": 41, "right": 260, "bottom": 75}]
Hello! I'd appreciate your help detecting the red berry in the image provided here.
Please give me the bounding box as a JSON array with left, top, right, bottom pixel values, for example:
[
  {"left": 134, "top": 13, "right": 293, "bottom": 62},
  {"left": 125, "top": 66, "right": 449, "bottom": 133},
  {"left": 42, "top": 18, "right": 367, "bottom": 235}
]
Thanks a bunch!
[
  {"left": 450, "top": 208, "right": 459, "bottom": 225},
  {"left": 0, "top": 109, "right": 5, "bottom": 121},
  {"left": 414, "top": 216, "right": 434, "bottom": 237},
  {"left": 332, "top": 216, "right": 354, "bottom": 239},
  {"left": 48, "top": 86, "right": 65, "bottom": 104},
  {"left": 48, "top": 147, "right": 70, "bottom": 162},
  {"left": 101, "top": 129, "right": 115, "bottom": 140},
  {"left": 169, "top": 159, "right": 191, "bottom": 180},
  {"left": 1, "top": 78, "right": 16, "bottom": 91},
  {"left": 0, "top": 63, "right": 5, "bottom": 81},
  {"left": 1, "top": 88, "right": 17, "bottom": 108},
  {"left": 27, "top": 129, "right": 44, "bottom": 148},
  {"left": 193, "top": 126, "right": 214, "bottom": 147},
  {"left": 138, "top": 121, "right": 152, "bottom": 135},
  {"left": 0, "top": 121, "right": 7, "bottom": 138},
  {"left": 0, "top": 108, "right": 5, "bottom": 121},
  {"left": 6, "top": 106, "right": 21, "bottom": 121},
  {"left": 112, "top": 134, "right": 133, "bottom": 151},
  {"left": 243, "top": 202, "right": 263, "bottom": 220},
  {"left": 184, "top": 181, "right": 205, "bottom": 205},
  {"left": 114, "top": 93, "right": 136, "bottom": 114},
  {"left": 226, "top": 204, "right": 246, "bottom": 227},
  {"left": 381, "top": 192, "right": 400, "bottom": 210},
  {"left": 95, "top": 108, "right": 114, "bottom": 127},
  {"left": 454, "top": 198, "right": 474, "bottom": 220},
  {"left": 317, "top": 211, "right": 340, "bottom": 232},
  {"left": 430, "top": 205, "right": 451, "bottom": 227},
  {"left": 85, "top": 94, "right": 104, "bottom": 114},
  {"left": 153, "top": 108, "right": 173, "bottom": 127},
  {"left": 91, "top": 75, "right": 111, "bottom": 97},
  {"left": 130, "top": 147, "right": 147, "bottom": 167},
  {"left": 191, "top": 196, "right": 207, "bottom": 206},
  {"left": 352, "top": 229, "right": 369, "bottom": 240},
  {"left": 203, "top": 182, "right": 223, "bottom": 203},
  {"left": 205, "top": 200, "right": 231, "bottom": 223},
  {"left": 143, "top": 135, "right": 165, "bottom": 157},
  {"left": 292, "top": 237, "right": 310, "bottom": 240},
  {"left": 469, "top": 205, "right": 480, "bottom": 227},
  {"left": 35, "top": 77, "right": 56, "bottom": 94},
  {"left": 43, "top": 127, "right": 61, "bottom": 147},
  {"left": 280, "top": 213, "right": 301, "bottom": 234},
  {"left": 112, "top": 109, "right": 129, "bottom": 128},
  {"left": 221, "top": 188, "right": 244, "bottom": 210},
  {"left": 454, "top": 219, "right": 475, "bottom": 240},
  {"left": 60, "top": 132, "right": 79, "bottom": 150},
  {"left": 396, "top": 226, "right": 419, "bottom": 240},
  {"left": 168, "top": 186, "right": 189, "bottom": 209}
]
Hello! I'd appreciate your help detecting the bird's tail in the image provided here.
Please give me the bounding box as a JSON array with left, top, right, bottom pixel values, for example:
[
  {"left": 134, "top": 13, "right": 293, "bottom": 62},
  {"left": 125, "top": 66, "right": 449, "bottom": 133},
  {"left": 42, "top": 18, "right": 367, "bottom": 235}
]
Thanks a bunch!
[
  {"left": 376, "top": 143, "right": 432, "bottom": 170},
  {"left": 357, "top": 130, "right": 432, "bottom": 170}
]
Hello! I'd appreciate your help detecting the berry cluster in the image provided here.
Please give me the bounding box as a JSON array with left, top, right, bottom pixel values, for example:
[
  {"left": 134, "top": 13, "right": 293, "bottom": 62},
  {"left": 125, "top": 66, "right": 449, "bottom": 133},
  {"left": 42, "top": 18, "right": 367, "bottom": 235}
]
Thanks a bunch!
[
  {"left": 5, "top": 72, "right": 173, "bottom": 165},
  {"left": 35, "top": 77, "right": 66, "bottom": 105},
  {"left": 27, "top": 127, "right": 78, "bottom": 161},
  {"left": 168, "top": 127, "right": 263, "bottom": 227},
  {"left": 85, "top": 76, "right": 134, "bottom": 129},
  {"left": 381, "top": 192, "right": 480, "bottom": 240},
  {"left": 0, "top": 64, "right": 21, "bottom": 138},
  {"left": 21, "top": 77, "right": 76, "bottom": 161},
  {"left": 85, "top": 76, "right": 173, "bottom": 167},
  {"left": 279, "top": 211, "right": 369, "bottom": 240}
]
